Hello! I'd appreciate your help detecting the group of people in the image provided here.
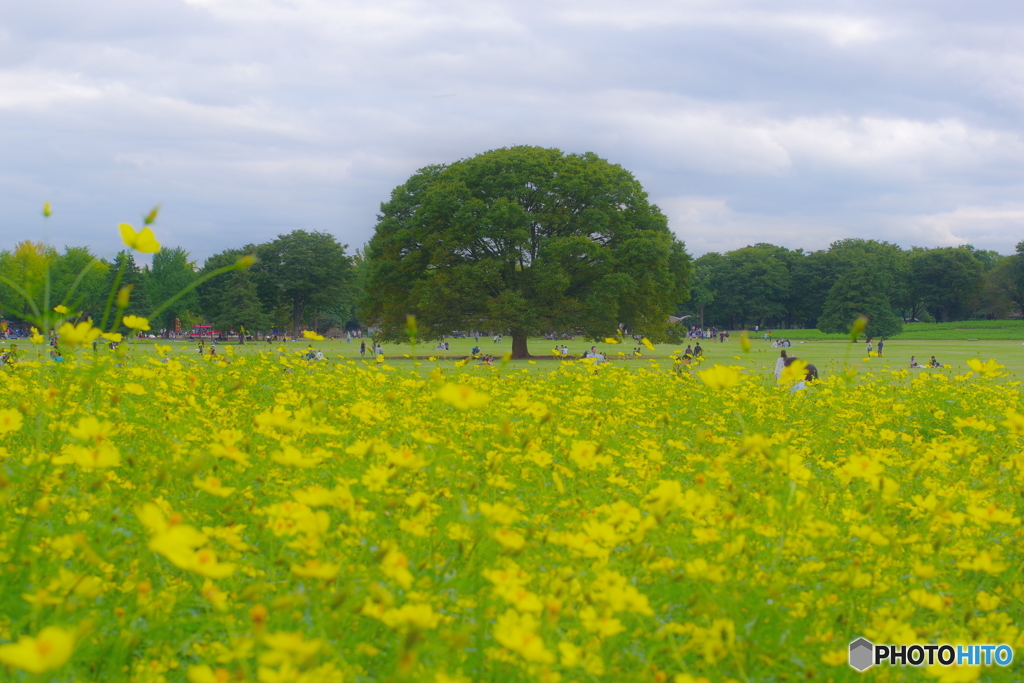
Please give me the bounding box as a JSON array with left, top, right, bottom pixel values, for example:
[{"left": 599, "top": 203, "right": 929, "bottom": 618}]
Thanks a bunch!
[
  {"left": 359, "top": 341, "right": 386, "bottom": 360},
  {"left": 686, "top": 325, "right": 727, "bottom": 341},
  {"left": 909, "top": 356, "right": 942, "bottom": 368},
  {"left": 866, "top": 339, "right": 885, "bottom": 356}
]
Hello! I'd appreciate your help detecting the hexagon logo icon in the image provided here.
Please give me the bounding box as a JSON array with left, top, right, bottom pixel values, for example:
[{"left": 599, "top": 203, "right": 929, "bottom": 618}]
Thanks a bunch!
[{"left": 849, "top": 638, "right": 874, "bottom": 671}]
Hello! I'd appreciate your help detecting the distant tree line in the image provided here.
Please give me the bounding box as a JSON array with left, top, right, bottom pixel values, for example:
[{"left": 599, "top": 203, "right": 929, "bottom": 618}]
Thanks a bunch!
[
  {"left": 0, "top": 230, "right": 358, "bottom": 342},
  {"left": 679, "top": 239, "right": 1024, "bottom": 338}
]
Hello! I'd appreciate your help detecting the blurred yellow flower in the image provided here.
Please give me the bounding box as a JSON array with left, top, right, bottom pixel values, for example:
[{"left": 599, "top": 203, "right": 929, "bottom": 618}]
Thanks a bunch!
[
  {"left": 302, "top": 330, "right": 325, "bottom": 341},
  {"left": 122, "top": 315, "right": 150, "bottom": 331},
  {"left": 697, "top": 364, "right": 741, "bottom": 390},
  {"left": 0, "top": 626, "right": 75, "bottom": 674},
  {"left": 0, "top": 408, "right": 23, "bottom": 433},
  {"left": 438, "top": 383, "right": 489, "bottom": 410},
  {"left": 58, "top": 321, "right": 101, "bottom": 348},
  {"left": 119, "top": 223, "right": 161, "bottom": 253}
]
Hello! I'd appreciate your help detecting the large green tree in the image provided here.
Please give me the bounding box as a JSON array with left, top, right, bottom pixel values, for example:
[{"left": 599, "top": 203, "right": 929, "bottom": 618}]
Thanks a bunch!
[
  {"left": 910, "top": 247, "right": 984, "bottom": 322},
  {"left": 105, "top": 251, "right": 152, "bottom": 327},
  {"left": 818, "top": 262, "right": 903, "bottom": 338},
  {"left": 258, "top": 231, "right": 353, "bottom": 335},
  {"left": 147, "top": 247, "right": 198, "bottom": 336},
  {"left": 990, "top": 242, "right": 1024, "bottom": 319},
  {"left": 361, "top": 146, "right": 691, "bottom": 358},
  {"left": 710, "top": 244, "right": 792, "bottom": 329},
  {"left": 214, "top": 269, "right": 269, "bottom": 343},
  {"left": 50, "top": 246, "right": 108, "bottom": 321}
]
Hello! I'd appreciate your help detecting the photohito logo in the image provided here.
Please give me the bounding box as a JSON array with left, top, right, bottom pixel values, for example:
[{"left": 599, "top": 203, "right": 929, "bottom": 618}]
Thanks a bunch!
[{"left": 848, "top": 638, "right": 1013, "bottom": 671}]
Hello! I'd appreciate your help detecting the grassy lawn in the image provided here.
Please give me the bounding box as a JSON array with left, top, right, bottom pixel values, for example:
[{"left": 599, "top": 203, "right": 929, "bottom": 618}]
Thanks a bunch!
[
  {"left": 52, "top": 333, "right": 1024, "bottom": 379},
  {"left": 770, "top": 320, "right": 1024, "bottom": 341}
]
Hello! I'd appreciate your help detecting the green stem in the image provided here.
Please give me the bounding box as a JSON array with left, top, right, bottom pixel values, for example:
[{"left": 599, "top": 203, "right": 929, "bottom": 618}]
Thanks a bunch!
[
  {"left": 100, "top": 260, "right": 128, "bottom": 332},
  {"left": 0, "top": 276, "right": 44, "bottom": 323}
]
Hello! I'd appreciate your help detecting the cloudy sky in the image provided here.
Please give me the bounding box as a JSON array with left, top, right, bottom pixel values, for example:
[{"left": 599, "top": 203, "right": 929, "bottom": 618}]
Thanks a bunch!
[{"left": 3, "top": 0, "right": 1024, "bottom": 262}]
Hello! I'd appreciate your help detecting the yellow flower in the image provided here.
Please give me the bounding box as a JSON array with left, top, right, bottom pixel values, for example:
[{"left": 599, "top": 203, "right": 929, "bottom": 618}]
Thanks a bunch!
[
  {"left": 493, "top": 528, "right": 526, "bottom": 551},
  {"left": 122, "top": 315, "right": 151, "bottom": 331},
  {"left": 966, "top": 358, "right": 1004, "bottom": 377},
  {"left": 380, "top": 603, "right": 440, "bottom": 630},
  {"left": 0, "top": 408, "right": 23, "bottom": 434},
  {"left": 193, "top": 477, "right": 236, "bottom": 498},
  {"left": 187, "top": 664, "right": 232, "bottom": 683},
  {"left": 779, "top": 359, "right": 808, "bottom": 385},
  {"left": 102, "top": 332, "right": 123, "bottom": 343},
  {"left": 438, "top": 383, "right": 489, "bottom": 410},
  {"left": 697, "top": 364, "right": 741, "bottom": 390},
  {"left": 604, "top": 337, "right": 621, "bottom": 344},
  {"left": 58, "top": 320, "right": 102, "bottom": 348},
  {"left": 302, "top": 330, "right": 325, "bottom": 341},
  {"left": 119, "top": 223, "right": 161, "bottom": 253},
  {"left": 53, "top": 305, "right": 70, "bottom": 314},
  {"left": 641, "top": 337, "right": 655, "bottom": 351},
  {"left": 290, "top": 559, "right": 341, "bottom": 579},
  {"left": 493, "top": 609, "right": 554, "bottom": 663},
  {"left": 0, "top": 626, "right": 75, "bottom": 674},
  {"left": 380, "top": 545, "right": 414, "bottom": 589},
  {"left": 29, "top": 326, "right": 44, "bottom": 344},
  {"left": 43, "top": 202, "right": 52, "bottom": 218}
]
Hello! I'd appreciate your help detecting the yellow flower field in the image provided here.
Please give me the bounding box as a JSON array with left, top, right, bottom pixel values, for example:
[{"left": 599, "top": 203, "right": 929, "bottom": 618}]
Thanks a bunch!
[{"left": 1, "top": 348, "right": 1023, "bottom": 682}]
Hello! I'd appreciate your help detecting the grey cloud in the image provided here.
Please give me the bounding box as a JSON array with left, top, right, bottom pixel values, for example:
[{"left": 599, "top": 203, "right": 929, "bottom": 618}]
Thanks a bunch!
[{"left": 1, "top": 0, "right": 1024, "bottom": 261}]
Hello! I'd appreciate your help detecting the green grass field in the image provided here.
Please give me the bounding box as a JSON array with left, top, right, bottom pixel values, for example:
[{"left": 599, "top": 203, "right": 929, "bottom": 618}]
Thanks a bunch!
[
  {"left": 31, "top": 333, "right": 1024, "bottom": 380},
  {"left": 770, "top": 320, "right": 1024, "bottom": 341}
]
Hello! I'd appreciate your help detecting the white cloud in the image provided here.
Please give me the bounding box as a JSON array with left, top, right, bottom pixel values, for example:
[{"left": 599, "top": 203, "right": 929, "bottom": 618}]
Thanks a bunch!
[
  {"left": 0, "top": 70, "right": 103, "bottom": 110},
  {"left": 903, "top": 206, "right": 1024, "bottom": 248},
  {"left": 2, "top": 0, "right": 1024, "bottom": 261}
]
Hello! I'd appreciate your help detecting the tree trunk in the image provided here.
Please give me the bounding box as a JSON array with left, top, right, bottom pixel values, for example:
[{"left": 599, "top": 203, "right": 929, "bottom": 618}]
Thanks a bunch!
[
  {"left": 238, "top": 332, "right": 245, "bottom": 345},
  {"left": 511, "top": 332, "right": 531, "bottom": 359}
]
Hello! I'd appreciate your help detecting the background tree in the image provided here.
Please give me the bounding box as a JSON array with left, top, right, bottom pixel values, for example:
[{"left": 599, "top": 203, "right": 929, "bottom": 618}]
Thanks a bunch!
[
  {"left": 147, "top": 247, "right": 198, "bottom": 336},
  {"left": 704, "top": 245, "right": 790, "bottom": 329},
  {"left": 818, "top": 262, "right": 903, "bottom": 338},
  {"left": 990, "top": 241, "right": 1024, "bottom": 318},
  {"left": 105, "top": 251, "right": 152, "bottom": 327},
  {"left": 258, "top": 230, "right": 353, "bottom": 335},
  {"left": 0, "top": 241, "right": 56, "bottom": 320},
  {"left": 361, "top": 146, "right": 691, "bottom": 358},
  {"left": 909, "top": 247, "right": 984, "bottom": 322},
  {"left": 50, "top": 247, "right": 109, "bottom": 320},
  {"left": 682, "top": 253, "right": 719, "bottom": 327},
  {"left": 214, "top": 269, "right": 269, "bottom": 343},
  {"left": 197, "top": 246, "right": 253, "bottom": 328}
]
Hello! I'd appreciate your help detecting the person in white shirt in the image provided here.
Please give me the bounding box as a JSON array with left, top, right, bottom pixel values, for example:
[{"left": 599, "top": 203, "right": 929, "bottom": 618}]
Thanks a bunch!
[{"left": 774, "top": 350, "right": 788, "bottom": 381}]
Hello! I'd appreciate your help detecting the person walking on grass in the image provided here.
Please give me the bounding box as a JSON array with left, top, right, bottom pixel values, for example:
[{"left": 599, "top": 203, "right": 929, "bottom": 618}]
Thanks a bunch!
[
  {"left": 877, "top": 339, "right": 884, "bottom": 357},
  {"left": 866, "top": 339, "right": 873, "bottom": 356}
]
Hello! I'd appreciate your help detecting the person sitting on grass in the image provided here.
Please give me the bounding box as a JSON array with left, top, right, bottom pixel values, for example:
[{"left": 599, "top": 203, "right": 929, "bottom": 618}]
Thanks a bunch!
[
  {"left": 783, "top": 356, "right": 818, "bottom": 391},
  {"left": 929, "top": 355, "right": 941, "bottom": 368},
  {"left": 910, "top": 356, "right": 921, "bottom": 368}
]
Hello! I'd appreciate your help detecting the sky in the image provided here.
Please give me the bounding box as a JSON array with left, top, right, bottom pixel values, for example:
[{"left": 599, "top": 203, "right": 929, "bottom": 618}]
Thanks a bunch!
[{"left": 2, "top": 0, "right": 1024, "bottom": 263}]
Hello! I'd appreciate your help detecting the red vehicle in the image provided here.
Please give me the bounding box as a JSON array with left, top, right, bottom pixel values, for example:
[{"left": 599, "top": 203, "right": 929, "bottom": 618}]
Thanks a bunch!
[{"left": 188, "top": 325, "right": 221, "bottom": 340}]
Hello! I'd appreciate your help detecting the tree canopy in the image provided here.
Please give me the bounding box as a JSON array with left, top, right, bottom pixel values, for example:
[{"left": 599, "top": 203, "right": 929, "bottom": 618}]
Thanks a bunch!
[{"left": 360, "top": 146, "right": 692, "bottom": 357}]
